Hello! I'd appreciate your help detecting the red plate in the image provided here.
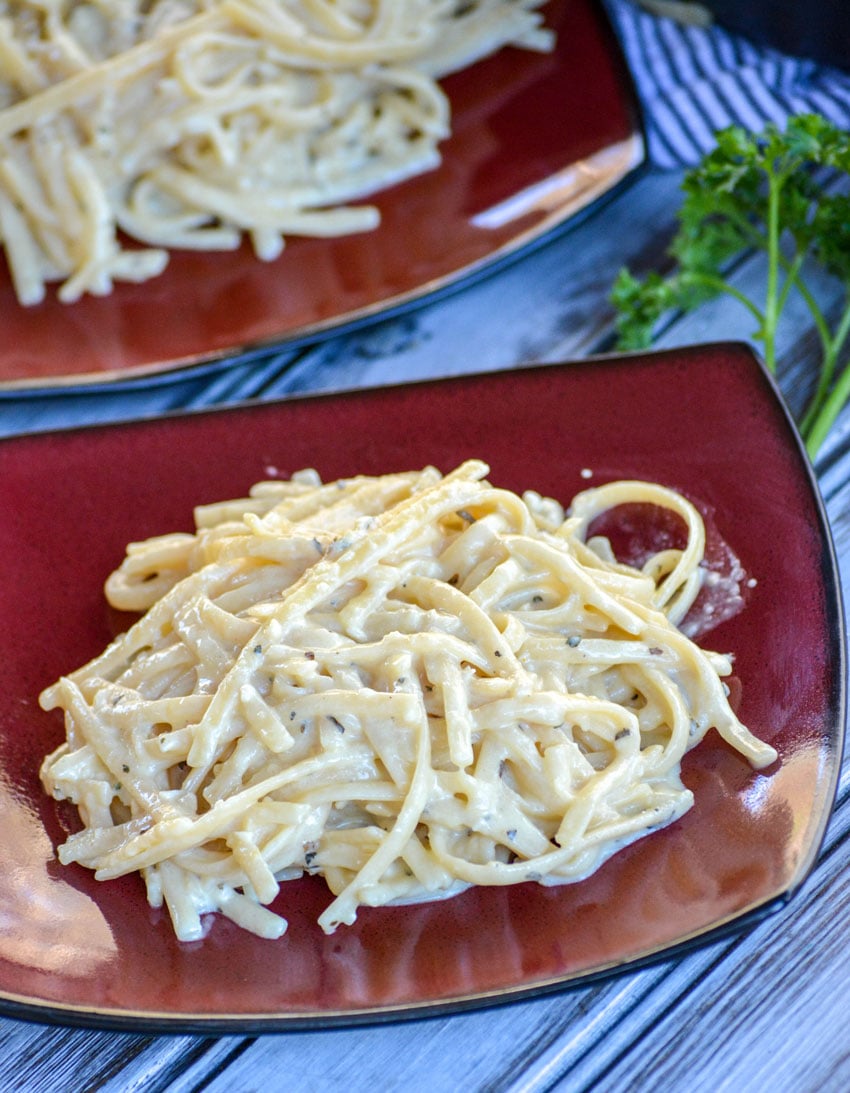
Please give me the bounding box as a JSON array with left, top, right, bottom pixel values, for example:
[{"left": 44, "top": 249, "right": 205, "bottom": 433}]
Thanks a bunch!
[
  {"left": 0, "top": 0, "right": 643, "bottom": 389},
  {"left": 0, "top": 344, "right": 843, "bottom": 1030}
]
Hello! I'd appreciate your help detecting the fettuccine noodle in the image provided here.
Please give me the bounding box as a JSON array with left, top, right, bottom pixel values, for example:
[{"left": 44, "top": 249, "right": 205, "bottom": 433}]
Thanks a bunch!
[
  {"left": 40, "top": 461, "right": 777, "bottom": 942},
  {"left": 0, "top": 0, "right": 552, "bottom": 305}
]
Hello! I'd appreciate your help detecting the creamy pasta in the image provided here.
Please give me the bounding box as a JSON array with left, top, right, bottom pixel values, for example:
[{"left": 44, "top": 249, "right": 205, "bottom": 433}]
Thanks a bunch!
[
  {"left": 0, "top": 0, "right": 553, "bottom": 305},
  {"left": 40, "top": 460, "right": 777, "bottom": 942}
]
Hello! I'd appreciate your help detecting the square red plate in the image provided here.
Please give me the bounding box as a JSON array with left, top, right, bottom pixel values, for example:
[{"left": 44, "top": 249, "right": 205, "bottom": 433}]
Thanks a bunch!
[
  {"left": 0, "top": 343, "right": 843, "bottom": 1030},
  {"left": 0, "top": 0, "right": 644, "bottom": 388}
]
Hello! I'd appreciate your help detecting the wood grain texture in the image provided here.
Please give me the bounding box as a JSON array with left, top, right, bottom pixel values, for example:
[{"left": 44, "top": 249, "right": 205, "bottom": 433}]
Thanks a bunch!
[{"left": 0, "top": 162, "right": 847, "bottom": 1093}]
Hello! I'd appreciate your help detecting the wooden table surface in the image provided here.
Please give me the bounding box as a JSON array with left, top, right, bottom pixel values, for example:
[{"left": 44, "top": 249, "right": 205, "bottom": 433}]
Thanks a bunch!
[{"left": 1, "top": 157, "right": 849, "bottom": 1092}]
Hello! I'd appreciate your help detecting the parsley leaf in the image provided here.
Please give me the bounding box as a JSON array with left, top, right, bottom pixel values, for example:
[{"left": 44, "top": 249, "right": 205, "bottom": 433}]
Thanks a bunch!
[{"left": 611, "top": 113, "right": 850, "bottom": 456}]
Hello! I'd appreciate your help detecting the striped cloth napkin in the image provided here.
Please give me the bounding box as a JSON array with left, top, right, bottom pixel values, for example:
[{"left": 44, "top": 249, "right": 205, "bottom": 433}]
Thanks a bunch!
[{"left": 604, "top": 0, "right": 850, "bottom": 168}]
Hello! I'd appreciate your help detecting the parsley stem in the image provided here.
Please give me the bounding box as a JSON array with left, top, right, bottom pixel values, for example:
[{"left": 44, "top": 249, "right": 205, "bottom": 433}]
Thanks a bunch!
[
  {"left": 806, "top": 348, "right": 850, "bottom": 456},
  {"left": 681, "top": 271, "right": 765, "bottom": 325},
  {"left": 801, "top": 299, "right": 850, "bottom": 441},
  {"left": 785, "top": 258, "right": 832, "bottom": 362},
  {"left": 762, "top": 171, "right": 783, "bottom": 373}
]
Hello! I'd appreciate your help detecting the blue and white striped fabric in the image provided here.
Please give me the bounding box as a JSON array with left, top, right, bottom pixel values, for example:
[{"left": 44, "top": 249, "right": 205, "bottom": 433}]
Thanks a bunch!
[{"left": 605, "top": 0, "right": 850, "bottom": 168}]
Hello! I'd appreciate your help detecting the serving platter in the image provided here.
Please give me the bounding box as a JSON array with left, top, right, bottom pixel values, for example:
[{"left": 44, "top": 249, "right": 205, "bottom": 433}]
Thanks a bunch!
[
  {"left": 0, "top": 343, "right": 843, "bottom": 1031},
  {"left": 0, "top": 0, "right": 644, "bottom": 389}
]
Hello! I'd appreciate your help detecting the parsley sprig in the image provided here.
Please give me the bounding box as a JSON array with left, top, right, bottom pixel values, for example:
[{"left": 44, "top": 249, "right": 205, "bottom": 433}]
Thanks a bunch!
[{"left": 611, "top": 114, "right": 850, "bottom": 457}]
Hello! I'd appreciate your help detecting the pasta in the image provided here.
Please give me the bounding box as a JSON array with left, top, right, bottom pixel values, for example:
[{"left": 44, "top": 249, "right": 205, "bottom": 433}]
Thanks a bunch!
[
  {"left": 40, "top": 460, "right": 777, "bottom": 942},
  {"left": 0, "top": 0, "right": 553, "bottom": 305}
]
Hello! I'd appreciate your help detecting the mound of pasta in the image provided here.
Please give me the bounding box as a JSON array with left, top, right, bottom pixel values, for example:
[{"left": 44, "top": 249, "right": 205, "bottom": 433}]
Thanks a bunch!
[
  {"left": 0, "top": 0, "right": 552, "bottom": 305},
  {"left": 40, "top": 460, "right": 777, "bottom": 942}
]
